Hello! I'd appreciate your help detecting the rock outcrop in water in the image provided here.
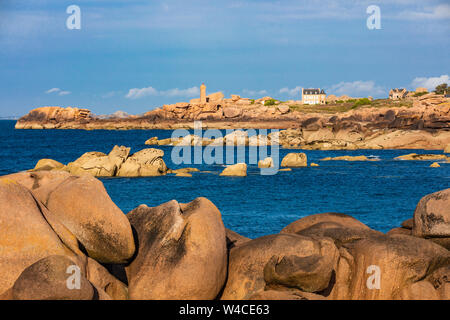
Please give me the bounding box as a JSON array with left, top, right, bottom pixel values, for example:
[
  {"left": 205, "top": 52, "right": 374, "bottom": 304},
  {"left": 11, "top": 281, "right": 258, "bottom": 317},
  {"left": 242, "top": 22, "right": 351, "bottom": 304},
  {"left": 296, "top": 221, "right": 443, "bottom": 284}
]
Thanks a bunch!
[
  {"left": 31, "top": 145, "right": 168, "bottom": 177},
  {"left": 0, "top": 171, "right": 449, "bottom": 300}
]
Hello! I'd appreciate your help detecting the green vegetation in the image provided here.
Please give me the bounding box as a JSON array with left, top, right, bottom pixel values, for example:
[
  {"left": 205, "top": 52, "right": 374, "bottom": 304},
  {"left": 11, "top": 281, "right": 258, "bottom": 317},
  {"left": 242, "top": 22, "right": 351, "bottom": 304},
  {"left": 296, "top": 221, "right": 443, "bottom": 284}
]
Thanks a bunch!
[
  {"left": 435, "top": 83, "right": 448, "bottom": 95},
  {"left": 287, "top": 98, "right": 412, "bottom": 115},
  {"left": 414, "top": 91, "right": 428, "bottom": 97},
  {"left": 264, "top": 99, "right": 277, "bottom": 106},
  {"left": 352, "top": 98, "right": 372, "bottom": 108},
  {"left": 250, "top": 99, "right": 255, "bottom": 105}
]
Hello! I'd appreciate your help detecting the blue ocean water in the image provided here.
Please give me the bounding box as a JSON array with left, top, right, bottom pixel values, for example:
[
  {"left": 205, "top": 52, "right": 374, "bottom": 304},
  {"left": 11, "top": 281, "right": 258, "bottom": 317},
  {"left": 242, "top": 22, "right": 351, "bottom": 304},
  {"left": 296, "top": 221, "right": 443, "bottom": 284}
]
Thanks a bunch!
[{"left": 1, "top": 120, "right": 448, "bottom": 238}]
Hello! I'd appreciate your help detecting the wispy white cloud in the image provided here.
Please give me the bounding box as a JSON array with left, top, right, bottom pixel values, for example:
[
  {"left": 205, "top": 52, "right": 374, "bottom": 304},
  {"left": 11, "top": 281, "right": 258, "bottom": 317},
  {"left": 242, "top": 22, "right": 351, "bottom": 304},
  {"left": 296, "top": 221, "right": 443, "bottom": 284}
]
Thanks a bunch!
[
  {"left": 45, "top": 88, "right": 60, "bottom": 94},
  {"left": 242, "top": 89, "right": 268, "bottom": 96},
  {"left": 125, "top": 86, "right": 199, "bottom": 99},
  {"left": 397, "top": 4, "right": 450, "bottom": 20},
  {"left": 411, "top": 75, "right": 449, "bottom": 91},
  {"left": 279, "top": 86, "right": 302, "bottom": 97},
  {"left": 45, "top": 88, "right": 71, "bottom": 96},
  {"left": 101, "top": 91, "right": 117, "bottom": 99},
  {"left": 327, "top": 81, "right": 385, "bottom": 97}
]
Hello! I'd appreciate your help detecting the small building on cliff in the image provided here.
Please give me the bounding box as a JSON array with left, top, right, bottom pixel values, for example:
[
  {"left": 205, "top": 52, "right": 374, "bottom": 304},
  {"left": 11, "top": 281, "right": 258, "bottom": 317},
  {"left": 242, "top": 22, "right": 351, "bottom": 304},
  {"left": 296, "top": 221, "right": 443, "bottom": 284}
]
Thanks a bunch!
[
  {"left": 302, "top": 88, "right": 326, "bottom": 105},
  {"left": 190, "top": 83, "right": 224, "bottom": 104},
  {"left": 389, "top": 88, "right": 409, "bottom": 100}
]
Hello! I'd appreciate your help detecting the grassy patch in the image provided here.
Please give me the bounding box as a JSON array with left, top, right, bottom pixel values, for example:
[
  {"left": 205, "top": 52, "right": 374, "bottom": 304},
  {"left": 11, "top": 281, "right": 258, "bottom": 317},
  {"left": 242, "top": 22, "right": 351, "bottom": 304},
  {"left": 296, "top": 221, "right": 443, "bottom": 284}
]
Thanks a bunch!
[
  {"left": 352, "top": 98, "right": 372, "bottom": 109},
  {"left": 264, "top": 99, "right": 277, "bottom": 106}
]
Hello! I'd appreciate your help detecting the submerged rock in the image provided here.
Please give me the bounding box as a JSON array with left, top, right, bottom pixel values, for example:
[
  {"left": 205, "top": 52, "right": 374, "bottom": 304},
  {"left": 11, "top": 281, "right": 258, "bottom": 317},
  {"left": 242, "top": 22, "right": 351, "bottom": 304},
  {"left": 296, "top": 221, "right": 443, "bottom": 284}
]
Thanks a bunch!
[
  {"left": 321, "top": 155, "right": 371, "bottom": 161},
  {"left": 394, "top": 153, "right": 448, "bottom": 161},
  {"left": 430, "top": 162, "right": 440, "bottom": 168}
]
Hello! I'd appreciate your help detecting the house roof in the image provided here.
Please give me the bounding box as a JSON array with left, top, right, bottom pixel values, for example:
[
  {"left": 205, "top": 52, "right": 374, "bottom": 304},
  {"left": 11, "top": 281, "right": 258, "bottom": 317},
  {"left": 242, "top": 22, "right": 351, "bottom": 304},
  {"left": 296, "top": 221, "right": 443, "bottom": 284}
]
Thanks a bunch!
[{"left": 303, "top": 88, "right": 325, "bottom": 95}]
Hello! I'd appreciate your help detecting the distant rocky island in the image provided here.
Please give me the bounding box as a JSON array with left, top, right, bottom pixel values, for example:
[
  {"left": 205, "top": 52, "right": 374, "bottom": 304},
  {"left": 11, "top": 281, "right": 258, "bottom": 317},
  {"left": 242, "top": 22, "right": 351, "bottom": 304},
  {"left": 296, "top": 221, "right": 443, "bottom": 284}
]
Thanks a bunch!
[{"left": 14, "top": 86, "right": 450, "bottom": 150}]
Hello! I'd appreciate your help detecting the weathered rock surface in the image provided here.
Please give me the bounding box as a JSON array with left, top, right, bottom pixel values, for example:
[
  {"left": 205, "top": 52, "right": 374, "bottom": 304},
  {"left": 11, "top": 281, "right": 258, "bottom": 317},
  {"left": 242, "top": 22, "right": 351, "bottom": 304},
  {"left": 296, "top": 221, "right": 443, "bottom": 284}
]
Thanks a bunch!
[
  {"left": 445, "top": 144, "right": 450, "bottom": 153},
  {"left": 86, "top": 258, "right": 128, "bottom": 300},
  {"left": 0, "top": 178, "right": 80, "bottom": 294},
  {"left": 43, "top": 174, "right": 136, "bottom": 263},
  {"left": 220, "top": 234, "right": 339, "bottom": 300},
  {"left": 281, "top": 153, "right": 307, "bottom": 167},
  {"left": 412, "top": 188, "right": 450, "bottom": 249},
  {"left": 66, "top": 145, "right": 130, "bottom": 177},
  {"left": 394, "top": 153, "right": 449, "bottom": 161},
  {"left": 321, "top": 155, "right": 372, "bottom": 161},
  {"left": 116, "top": 148, "right": 167, "bottom": 177},
  {"left": 32, "top": 159, "right": 64, "bottom": 171},
  {"left": 125, "top": 198, "right": 227, "bottom": 300},
  {"left": 4, "top": 171, "right": 136, "bottom": 264},
  {"left": 11, "top": 255, "right": 95, "bottom": 300},
  {"left": 430, "top": 162, "right": 441, "bottom": 168},
  {"left": 331, "top": 234, "right": 450, "bottom": 300},
  {"left": 33, "top": 145, "right": 168, "bottom": 178},
  {"left": 1, "top": 167, "right": 449, "bottom": 300},
  {"left": 281, "top": 212, "right": 372, "bottom": 234},
  {"left": 258, "top": 157, "right": 273, "bottom": 168},
  {"left": 249, "top": 289, "right": 326, "bottom": 300},
  {"left": 226, "top": 229, "right": 251, "bottom": 249}
]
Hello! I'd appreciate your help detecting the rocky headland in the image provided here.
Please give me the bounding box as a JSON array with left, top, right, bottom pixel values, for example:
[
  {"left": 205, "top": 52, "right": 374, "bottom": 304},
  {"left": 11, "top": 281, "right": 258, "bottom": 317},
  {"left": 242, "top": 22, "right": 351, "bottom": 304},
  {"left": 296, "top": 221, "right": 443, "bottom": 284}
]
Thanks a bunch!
[
  {"left": 14, "top": 93, "right": 450, "bottom": 150},
  {"left": 0, "top": 171, "right": 448, "bottom": 300}
]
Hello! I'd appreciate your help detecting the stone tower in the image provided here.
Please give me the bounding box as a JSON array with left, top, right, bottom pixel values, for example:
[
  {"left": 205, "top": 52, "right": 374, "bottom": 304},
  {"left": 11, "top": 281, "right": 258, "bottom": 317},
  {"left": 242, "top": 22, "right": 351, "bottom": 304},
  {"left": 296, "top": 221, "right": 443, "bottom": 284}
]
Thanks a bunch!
[{"left": 200, "top": 83, "right": 207, "bottom": 104}]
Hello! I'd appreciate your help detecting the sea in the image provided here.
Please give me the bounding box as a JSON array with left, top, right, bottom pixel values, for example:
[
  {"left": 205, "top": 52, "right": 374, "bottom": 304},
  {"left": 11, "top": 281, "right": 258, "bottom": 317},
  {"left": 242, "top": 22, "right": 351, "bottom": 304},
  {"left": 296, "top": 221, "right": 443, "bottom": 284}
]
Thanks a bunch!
[{"left": 1, "top": 120, "right": 448, "bottom": 238}]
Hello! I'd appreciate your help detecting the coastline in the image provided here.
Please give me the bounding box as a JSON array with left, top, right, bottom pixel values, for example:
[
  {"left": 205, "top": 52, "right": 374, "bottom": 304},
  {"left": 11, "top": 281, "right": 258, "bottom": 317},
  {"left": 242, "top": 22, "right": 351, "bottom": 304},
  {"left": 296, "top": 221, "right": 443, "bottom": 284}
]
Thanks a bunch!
[{"left": 13, "top": 93, "right": 450, "bottom": 150}]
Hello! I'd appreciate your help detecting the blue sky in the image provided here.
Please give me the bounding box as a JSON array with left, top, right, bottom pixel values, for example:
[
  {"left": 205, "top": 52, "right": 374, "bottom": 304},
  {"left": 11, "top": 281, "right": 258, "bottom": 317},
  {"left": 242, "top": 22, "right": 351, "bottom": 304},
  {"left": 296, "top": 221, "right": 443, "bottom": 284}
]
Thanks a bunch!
[{"left": 0, "top": 0, "right": 449, "bottom": 117}]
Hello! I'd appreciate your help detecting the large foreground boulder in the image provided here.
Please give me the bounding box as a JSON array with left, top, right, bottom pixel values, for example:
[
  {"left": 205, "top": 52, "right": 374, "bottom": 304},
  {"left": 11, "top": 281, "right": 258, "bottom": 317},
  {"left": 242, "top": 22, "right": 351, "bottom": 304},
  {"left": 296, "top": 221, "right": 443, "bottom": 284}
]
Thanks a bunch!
[
  {"left": 11, "top": 255, "right": 95, "bottom": 300},
  {"left": 412, "top": 188, "right": 450, "bottom": 249},
  {"left": 281, "top": 213, "right": 383, "bottom": 246},
  {"left": 0, "top": 178, "right": 80, "bottom": 294},
  {"left": 281, "top": 212, "right": 372, "bottom": 234},
  {"left": 125, "top": 198, "right": 227, "bottom": 300},
  {"left": 280, "top": 211, "right": 450, "bottom": 300},
  {"left": 5, "top": 171, "right": 136, "bottom": 264},
  {"left": 43, "top": 175, "right": 136, "bottom": 263},
  {"left": 220, "top": 234, "right": 339, "bottom": 300},
  {"left": 331, "top": 234, "right": 450, "bottom": 300}
]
